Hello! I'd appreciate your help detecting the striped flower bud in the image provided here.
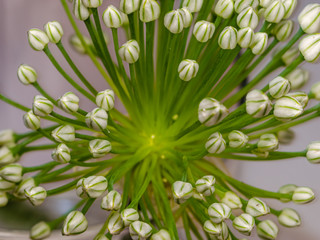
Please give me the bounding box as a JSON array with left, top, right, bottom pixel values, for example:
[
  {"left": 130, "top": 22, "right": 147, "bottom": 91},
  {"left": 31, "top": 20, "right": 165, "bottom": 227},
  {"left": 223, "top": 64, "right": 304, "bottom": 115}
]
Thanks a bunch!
[
  {"left": 269, "top": 76, "right": 290, "bottom": 99},
  {"left": 237, "top": 27, "right": 254, "bottom": 48},
  {"left": 234, "top": 0, "right": 259, "bottom": 13},
  {"left": 281, "top": 47, "right": 300, "bottom": 66},
  {"left": 283, "top": 0, "right": 297, "bottom": 19},
  {"left": 120, "top": 0, "right": 140, "bottom": 14},
  {"left": 232, "top": 213, "right": 255, "bottom": 235},
  {"left": 237, "top": 7, "right": 259, "bottom": 30},
  {"left": 278, "top": 208, "right": 301, "bottom": 227},
  {"left": 52, "top": 143, "right": 71, "bottom": 163},
  {"left": 101, "top": 190, "right": 122, "bottom": 211},
  {"left": 287, "top": 68, "right": 309, "bottom": 90},
  {"left": 23, "top": 111, "right": 41, "bottom": 130},
  {"left": 195, "top": 175, "right": 215, "bottom": 196},
  {"left": 140, "top": 0, "right": 161, "bottom": 23},
  {"left": 0, "top": 177, "right": 15, "bottom": 191},
  {"left": 228, "top": 130, "right": 248, "bottom": 148},
  {"left": 14, "top": 177, "right": 35, "bottom": 199},
  {"left": 28, "top": 29, "right": 49, "bottom": 51},
  {"left": 246, "top": 197, "right": 270, "bottom": 217},
  {"left": 51, "top": 125, "right": 75, "bottom": 143},
  {"left": 0, "top": 163, "right": 22, "bottom": 183},
  {"left": 286, "top": 92, "right": 308, "bottom": 108},
  {"left": 277, "top": 129, "right": 295, "bottom": 144},
  {"left": 58, "top": 92, "right": 80, "bottom": 113},
  {"left": 164, "top": 10, "right": 184, "bottom": 34},
  {"left": 95, "top": 89, "right": 115, "bottom": 111},
  {"left": 257, "top": 220, "right": 278, "bottom": 240},
  {"left": 44, "top": 21, "right": 63, "bottom": 43},
  {"left": 259, "top": 0, "right": 272, "bottom": 8},
  {"left": 103, "top": 5, "right": 123, "bottom": 28},
  {"left": 205, "top": 132, "right": 226, "bottom": 154},
  {"left": 208, "top": 203, "right": 231, "bottom": 223},
  {"left": 258, "top": 133, "right": 278, "bottom": 152},
  {"left": 172, "top": 181, "right": 193, "bottom": 204},
  {"left": 62, "top": 211, "right": 88, "bottom": 235},
  {"left": 221, "top": 191, "right": 243, "bottom": 209},
  {"left": 250, "top": 32, "right": 268, "bottom": 55},
  {"left": 30, "top": 221, "right": 51, "bottom": 240},
  {"left": 17, "top": 64, "right": 37, "bottom": 85},
  {"left": 73, "top": 0, "right": 90, "bottom": 21},
  {"left": 82, "top": 0, "right": 103, "bottom": 8},
  {"left": 298, "top": 4, "right": 320, "bottom": 34},
  {"left": 0, "top": 146, "right": 16, "bottom": 165},
  {"left": 85, "top": 108, "right": 109, "bottom": 131},
  {"left": 193, "top": 21, "right": 215, "bottom": 43},
  {"left": 129, "top": 221, "right": 153, "bottom": 239},
  {"left": 0, "top": 130, "right": 14, "bottom": 146},
  {"left": 107, "top": 211, "right": 124, "bottom": 235},
  {"left": 272, "top": 20, "right": 293, "bottom": 41},
  {"left": 25, "top": 186, "right": 47, "bottom": 206},
  {"left": 306, "top": 142, "right": 320, "bottom": 164},
  {"left": 299, "top": 33, "right": 320, "bottom": 63},
  {"left": 178, "top": 59, "right": 199, "bottom": 81},
  {"left": 89, "top": 139, "right": 112, "bottom": 158},
  {"left": 198, "top": 98, "right": 228, "bottom": 127},
  {"left": 121, "top": 208, "right": 140, "bottom": 227},
  {"left": 274, "top": 96, "right": 303, "bottom": 121},
  {"left": 151, "top": 229, "right": 171, "bottom": 240},
  {"left": 264, "top": 0, "right": 285, "bottom": 23},
  {"left": 119, "top": 40, "right": 140, "bottom": 64},
  {"left": 81, "top": 176, "right": 108, "bottom": 198},
  {"left": 311, "top": 82, "right": 320, "bottom": 100},
  {"left": 179, "top": 7, "right": 193, "bottom": 28},
  {"left": 182, "top": 0, "right": 203, "bottom": 13},
  {"left": 292, "top": 187, "right": 315, "bottom": 204},
  {"left": 32, "top": 95, "right": 54, "bottom": 117},
  {"left": 218, "top": 26, "right": 238, "bottom": 50},
  {"left": 203, "top": 221, "right": 229, "bottom": 239},
  {"left": 0, "top": 191, "right": 8, "bottom": 207},
  {"left": 70, "top": 34, "right": 92, "bottom": 54},
  {"left": 245, "top": 90, "right": 272, "bottom": 118},
  {"left": 215, "top": 0, "right": 234, "bottom": 19},
  {"left": 76, "top": 178, "right": 87, "bottom": 198},
  {"left": 279, "top": 184, "right": 297, "bottom": 202}
]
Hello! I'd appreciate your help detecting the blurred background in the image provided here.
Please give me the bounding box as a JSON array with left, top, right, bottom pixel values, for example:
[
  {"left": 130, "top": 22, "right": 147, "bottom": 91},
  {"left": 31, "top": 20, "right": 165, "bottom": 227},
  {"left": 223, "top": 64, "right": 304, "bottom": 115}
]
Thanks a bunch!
[{"left": 0, "top": 0, "right": 319, "bottom": 239}]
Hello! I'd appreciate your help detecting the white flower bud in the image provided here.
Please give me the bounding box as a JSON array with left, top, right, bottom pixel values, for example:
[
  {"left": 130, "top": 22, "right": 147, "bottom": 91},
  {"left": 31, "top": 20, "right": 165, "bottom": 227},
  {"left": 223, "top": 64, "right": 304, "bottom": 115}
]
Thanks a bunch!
[
  {"left": 278, "top": 208, "right": 301, "bottom": 227},
  {"left": 0, "top": 146, "right": 16, "bottom": 165},
  {"left": 232, "top": 213, "right": 255, "bottom": 235},
  {"left": 51, "top": 125, "right": 75, "bottom": 143},
  {"left": 281, "top": 47, "right": 300, "bottom": 66},
  {"left": 30, "top": 221, "right": 51, "bottom": 240},
  {"left": 221, "top": 191, "right": 243, "bottom": 209},
  {"left": 286, "top": 92, "right": 308, "bottom": 108},
  {"left": 215, "top": 0, "right": 234, "bottom": 19},
  {"left": 172, "top": 181, "right": 193, "bottom": 204},
  {"left": 298, "top": 4, "right": 320, "bottom": 34},
  {"left": 208, "top": 203, "right": 231, "bottom": 223},
  {"left": 277, "top": 129, "right": 295, "bottom": 144},
  {"left": 107, "top": 211, "right": 124, "bottom": 235},
  {"left": 70, "top": 34, "right": 92, "bottom": 54},
  {"left": 62, "top": 211, "right": 88, "bottom": 235},
  {"left": 76, "top": 178, "right": 87, "bottom": 198},
  {"left": 0, "top": 163, "right": 22, "bottom": 183},
  {"left": 58, "top": 92, "right": 80, "bottom": 113},
  {"left": 120, "top": 0, "right": 140, "bottom": 14},
  {"left": 23, "top": 111, "right": 41, "bottom": 130},
  {"left": 0, "top": 191, "right": 8, "bottom": 207},
  {"left": 198, "top": 98, "right": 228, "bottom": 126},
  {"left": 203, "top": 221, "right": 229, "bottom": 239},
  {"left": 0, "top": 130, "right": 14, "bottom": 146},
  {"left": 52, "top": 143, "right": 71, "bottom": 163},
  {"left": 0, "top": 177, "right": 15, "bottom": 191},
  {"left": 205, "top": 132, "right": 226, "bottom": 154},
  {"left": 17, "top": 64, "right": 37, "bottom": 85},
  {"left": 299, "top": 34, "right": 320, "bottom": 63},
  {"left": 283, "top": 0, "right": 297, "bottom": 19},
  {"left": 193, "top": 21, "right": 215, "bottom": 43},
  {"left": 228, "top": 130, "right": 248, "bottom": 148},
  {"left": 121, "top": 208, "right": 140, "bottom": 227},
  {"left": 14, "top": 177, "right": 35, "bottom": 199},
  {"left": 237, "top": 27, "right": 254, "bottom": 48},
  {"left": 218, "top": 26, "right": 238, "bottom": 50},
  {"left": 119, "top": 40, "right": 140, "bottom": 64},
  {"left": 103, "top": 5, "right": 123, "bottom": 28},
  {"left": 82, "top": 0, "right": 103, "bottom": 8},
  {"left": 86, "top": 108, "right": 109, "bottom": 131},
  {"left": 264, "top": 0, "right": 285, "bottom": 23},
  {"left": 82, "top": 176, "right": 108, "bottom": 198},
  {"left": 250, "top": 32, "right": 268, "bottom": 55},
  {"left": 272, "top": 20, "right": 293, "bottom": 41},
  {"left": 32, "top": 95, "right": 54, "bottom": 117},
  {"left": 311, "top": 82, "right": 320, "bottom": 100},
  {"left": 140, "top": 0, "right": 161, "bottom": 23},
  {"left": 237, "top": 7, "right": 259, "bottom": 30},
  {"left": 245, "top": 90, "right": 272, "bottom": 118},
  {"left": 179, "top": 7, "right": 193, "bottom": 28},
  {"left": 44, "top": 21, "right": 63, "bottom": 44},
  {"left": 234, "top": 0, "right": 259, "bottom": 13},
  {"left": 279, "top": 184, "right": 297, "bottom": 202},
  {"left": 292, "top": 187, "right": 315, "bottom": 204},
  {"left": 258, "top": 133, "right": 278, "bottom": 152},
  {"left": 182, "top": 0, "right": 203, "bottom": 13},
  {"left": 269, "top": 76, "right": 290, "bottom": 99},
  {"left": 151, "top": 229, "right": 171, "bottom": 240},
  {"left": 129, "top": 221, "right": 153, "bottom": 240},
  {"left": 89, "top": 139, "right": 112, "bottom": 158},
  {"left": 259, "top": 0, "right": 272, "bottom": 8},
  {"left": 164, "top": 10, "right": 184, "bottom": 34},
  {"left": 306, "top": 142, "right": 320, "bottom": 164},
  {"left": 195, "top": 175, "right": 215, "bottom": 196},
  {"left": 178, "top": 59, "right": 199, "bottom": 81},
  {"left": 274, "top": 96, "right": 303, "bottom": 121},
  {"left": 101, "top": 190, "right": 122, "bottom": 211},
  {"left": 73, "top": 0, "right": 90, "bottom": 21},
  {"left": 257, "top": 220, "right": 278, "bottom": 240},
  {"left": 96, "top": 89, "right": 115, "bottom": 111},
  {"left": 246, "top": 197, "right": 270, "bottom": 217},
  {"left": 28, "top": 29, "right": 49, "bottom": 51},
  {"left": 25, "top": 186, "right": 47, "bottom": 206},
  {"left": 286, "top": 68, "right": 309, "bottom": 90}
]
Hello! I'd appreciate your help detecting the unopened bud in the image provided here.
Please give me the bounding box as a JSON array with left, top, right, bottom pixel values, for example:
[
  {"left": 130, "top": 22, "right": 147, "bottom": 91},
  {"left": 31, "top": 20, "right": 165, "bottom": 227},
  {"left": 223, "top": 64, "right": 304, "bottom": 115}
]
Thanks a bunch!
[
  {"left": 121, "top": 208, "right": 140, "bottom": 227},
  {"left": 179, "top": 7, "right": 193, "bottom": 28},
  {"left": 107, "top": 211, "right": 124, "bottom": 235},
  {"left": 151, "top": 229, "right": 171, "bottom": 240},
  {"left": 286, "top": 92, "right": 308, "bottom": 108},
  {"left": 278, "top": 184, "right": 297, "bottom": 202},
  {"left": 246, "top": 90, "right": 272, "bottom": 118},
  {"left": 44, "top": 21, "right": 63, "bottom": 43},
  {"left": 32, "top": 95, "right": 54, "bottom": 117},
  {"left": 198, "top": 98, "right": 228, "bottom": 127},
  {"left": 298, "top": 4, "right": 320, "bottom": 34},
  {"left": 195, "top": 175, "right": 215, "bottom": 196},
  {"left": 0, "top": 177, "right": 15, "bottom": 191},
  {"left": 28, "top": 29, "right": 49, "bottom": 51},
  {"left": 286, "top": 68, "right": 309, "bottom": 90},
  {"left": 311, "top": 82, "right": 320, "bottom": 100},
  {"left": 278, "top": 208, "right": 301, "bottom": 227},
  {"left": 52, "top": 143, "right": 71, "bottom": 163},
  {"left": 218, "top": 26, "right": 238, "bottom": 50},
  {"left": 299, "top": 33, "right": 320, "bottom": 63},
  {"left": 140, "top": 0, "right": 161, "bottom": 23},
  {"left": 164, "top": 10, "right": 184, "bottom": 34},
  {"left": 269, "top": 76, "right": 290, "bottom": 99},
  {"left": 80, "top": 176, "right": 108, "bottom": 198},
  {"left": 0, "top": 146, "right": 17, "bottom": 165},
  {"left": 221, "top": 191, "right": 243, "bottom": 209},
  {"left": 250, "top": 32, "right": 268, "bottom": 55},
  {"left": 292, "top": 186, "right": 315, "bottom": 204},
  {"left": 277, "top": 129, "right": 295, "bottom": 144},
  {"left": 129, "top": 221, "right": 153, "bottom": 239},
  {"left": 208, "top": 203, "right": 231, "bottom": 223},
  {"left": 25, "top": 186, "right": 47, "bottom": 206},
  {"left": 205, "top": 132, "right": 226, "bottom": 154},
  {"left": 62, "top": 211, "right": 88, "bottom": 235},
  {"left": 119, "top": 40, "right": 140, "bottom": 64},
  {"left": 23, "top": 111, "right": 41, "bottom": 130},
  {"left": 0, "top": 163, "right": 22, "bottom": 183},
  {"left": 237, "top": 7, "right": 259, "bottom": 30},
  {"left": 215, "top": 0, "right": 234, "bottom": 19},
  {"left": 86, "top": 108, "right": 109, "bottom": 131},
  {"left": 73, "top": 0, "right": 90, "bottom": 21},
  {"left": 103, "top": 5, "right": 123, "bottom": 28},
  {"left": 58, "top": 92, "right": 80, "bottom": 113},
  {"left": 17, "top": 64, "right": 37, "bottom": 85},
  {"left": 182, "top": 0, "right": 203, "bottom": 13},
  {"left": 30, "top": 221, "right": 51, "bottom": 240},
  {"left": 101, "top": 190, "right": 122, "bottom": 211},
  {"left": 14, "top": 177, "right": 36, "bottom": 199},
  {"left": 172, "top": 181, "right": 193, "bottom": 204},
  {"left": 234, "top": 0, "right": 259, "bottom": 13},
  {"left": 228, "top": 130, "right": 248, "bottom": 148},
  {"left": 283, "top": 0, "right": 297, "bottom": 19},
  {"left": 264, "top": 0, "right": 285, "bottom": 23},
  {"left": 82, "top": 0, "right": 103, "bottom": 8},
  {"left": 237, "top": 27, "right": 254, "bottom": 48},
  {"left": 258, "top": 133, "right": 278, "bottom": 152},
  {"left": 51, "top": 125, "right": 75, "bottom": 143},
  {"left": 0, "top": 191, "right": 8, "bottom": 207},
  {"left": 272, "top": 20, "right": 293, "bottom": 41},
  {"left": 120, "top": 0, "right": 140, "bottom": 14},
  {"left": 232, "top": 213, "right": 255, "bottom": 235},
  {"left": 245, "top": 197, "right": 270, "bottom": 217},
  {"left": 178, "top": 59, "right": 199, "bottom": 81},
  {"left": 257, "top": 220, "right": 278, "bottom": 240},
  {"left": 193, "top": 21, "right": 215, "bottom": 43},
  {"left": 274, "top": 96, "right": 303, "bottom": 121}
]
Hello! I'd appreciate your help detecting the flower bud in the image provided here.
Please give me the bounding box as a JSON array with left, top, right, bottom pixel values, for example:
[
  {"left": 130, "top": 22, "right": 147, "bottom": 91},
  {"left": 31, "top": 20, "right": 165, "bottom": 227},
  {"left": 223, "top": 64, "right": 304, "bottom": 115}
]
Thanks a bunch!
[
  {"left": 151, "top": 229, "right": 171, "bottom": 240},
  {"left": 221, "top": 191, "right": 243, "bottom": 209},
  {"left": 58, "top": 92, "right": 80, "bottom": 113},
  {"left": 32, "top": 95, "right": 54, "bottom": 117},
  {"left": 269, "top": 76, "right": 290, "bottom": 99},
  {"left": 182, "top": 0, "right": 203, "bottom": 13},
  {"left": 215, "top": 0, "right": 234, "bottom": 19},
  {"left": 311, "top": 82, "right": 320, "bottom": 100},
  {"left": 51, "top": 125, "right": 75, "bottom": 143},
  {"left": 286, "top": 68, "right": 309, "bottom": 90},
  {"left": 121, "top": 208, "right": 140, "bottom": 227},
  {"left": 195, "top": 175, "right": 215, "bottom": 196},
  {"left": 0, "top": 130, "right": 14, "bottom": 146},
  {"left": 107, "top": 211, "right": 124, "bottom": 235},
  {"left": 292, "top": 187, "right": 315, "bottom": 204},
  {"left": 279, "top": 184, "right": 297, "bottom": 202},
  {"left": 0, "top": 163, "right": 22, "bottom": 183},
  {"left": 258, "top": 133, "right": 278, "bottom": 152},
  {"left": 281, "top": 47, "right": 300, "bottom": 66},
  {"left": 30, "top": 221, "right": 51, "bottom": 240},
  {"left": 172, "top": 181, "right": 193, "bottom": 204},
  {"left": 0, "top": 177, "right": 15, "bottom": 191},
  {"left": 73, "top": 0, "right": 90, "bottom": 21},
  {"left": 259, "top": 0, "right": 272, "bottom": 8},
  {"left": 164, "top": 10, "right": 184, "bottom": 34},
  {"left": 203, "top": 221, "right": 229, "bottom": 239},
  {"left": 283, "top": 0, "right": 297, "bottom": 19},
  {"left": 76, "top": 178, "right": 87, "bottom": 198},
  {"left": 272, "top": 20, "right": 293, "bottom": 41},
  {"left": 264, "top": 0, "right": 285, "bottom": 23},
  {"left": 208, "top": 203, "right": 231, "bottom": 223},
  {"left": 0, "top": 146, "right": 16, "bottom": 165},
  {"left": 218, "top": 26, "right": 238, "bottom": 50},
  {"left": 277, "top": 129, "right": 295, "bottom": 144},
  {"left": 198, "top": 98, "right": 228, "bottom": 126},
  {"left": 0, "top": 191, "right": 8, "bottom": 207},
  {"left": 228, "top": 130, "right": 248, "bottom": 148},
  {"left": 101, "top": 190, "right": 122, "bottom": 211},
  {"left": 237, "top": 27, "right": 254, "bottom": 48},
  {"left": 245, "top": 90, "right": 272, "bottom": 118},
  {"left": 299, "top": 33, "right": 320, "bottom": 63},
  {"left": 14, "top": 177, "right": 35, "bottom": 199},
  {"left": 179, "top": 7, "right": 193, "bottom": 28},
  {"left": 28, "top": 29, "right": 49, "bottom": 51},
  {"left": 298, "top": 4, "right": 320, "bottom": 34},
  {"left": 286, "top": 92, "right": 308, "bottom": 108},
  {"left": 274, "top": 96, "right": 303, "bottom": 121},
  {"left": 205, "top": 132, "right": 226, "bottom": 154},
  {"left": 89, "top": 139, "right": 112, "bottom": 158},
  {"left": 306, "top": 142, "right": 320, "bottom": 164},
  {"left": 62, "top": 211, "right": 88, "bottom": 235},
  {"left": 178, "top": 59, "right": 199, "bottom": 81},
  {"left": 52, "top": 143, "right": 71, "bottom": 163},
  {"left": 44, "top": 21, "right": 63, "bottom": 44},
  {"left": 129, "top": 221, "right": 153, "bottom": 239},
  {"left": 257, "top": 220, "right": 278, "bottom": 240},
  {"left": 245, "top": 197, "right": 270, "bottom": 217},
  {"left": 82, "top": 0, "right": 103, "bottom": 8},
  {"left": 103, "top": 5, "right": 123, "bottom": 28},
  {"left": 140, "top": 0, "right": 161, "bottom": 23},
  {"left": 85, "top": 108, "right": 109, "bottom": 131},
  {"left": 232, "top": 213, "right": 255, "bottom": 235},
  {"left": 120, "top": 0, "right": 140, "bottom": 14},
  {"left": 70, "top": 34, "right": 92, "bottom": 54},
  {"left": 250, "top": 32, "right": 268, "bottom": 55},
  {"left": 23, "top": 111, "right": 41, "bottom": 130},
  {"left": 94, "top": 234, "right": 110, "bottom": 240},
  {"left": 278, "top": 208, "right": 301, "bottom": 227},
  {"left": 25, "top": 186, "right": 47, "bottom": 206},
  {"left": 193, "top": 21, "right": 215, "bottom": 43},
  {"left": 119, "top": 40, "right": 140, "bottom": 64},
  {"left": 234, "top": 0, "right": 259, "bottom": 13},
  {"left": 81, "top": 176, "right": 108, "bottom": 198},
  {"left": 237, "top": 7, "right": 259, "bottom": 30},
  {"left": 17, "top": 64, "right": 37, "bottom": 85}
]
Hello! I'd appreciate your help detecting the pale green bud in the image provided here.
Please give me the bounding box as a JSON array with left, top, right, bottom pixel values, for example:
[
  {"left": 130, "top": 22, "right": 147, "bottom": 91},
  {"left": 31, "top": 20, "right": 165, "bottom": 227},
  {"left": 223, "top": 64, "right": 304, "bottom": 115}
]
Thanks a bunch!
[
  {"left": 25, "top": 186, "right": 47, "bottom": 206},
  {"left": 178, "top": 59, "right": 199, "bottom": 81},
  {"left": 103, "top": 5, "right": 123, "bottom": 28},
  {"left": 250, "top": 32, "right": 268, "bottom": 55},
  {"left": 292, "top": 186, "right": 315, "bottom": 204},
  {"left": 89, "top": 139, "right": 111, "bottom": 158},
  {"left": 218, "top": 26, "right": 238, "bottom": 50},
  {"left": 107, "top": 211, "right": 124, "bottom": 235},
  {"left": 264, "top": 0, "right": 285, "bottom": 23},
  {"left": 28, "top": 29, "right": 49, "bottom": 51},
  {"left": 0, "top": 146, "right": 17, "bottom": 165},
  {"left": 215, "top": 0, "right": 234, "bottom": 19},
  {"left": 246, "top": 197, "right": 270, "bottom": 217},
  {"left": 23, "top": 111, "right": 41, "bottom": 130},
  {"left": 208, "top": 203, "right": 231, "bottom": 223},
  {"left": 121, "top": 208, "right": 140, "bottom": 227},
  {"left": 30, "top": 221, "right": 51, "bottom": 240},
  {"left": 119, "top": 40, "right": 140, "bottom": 63},
  {"left": 101, "top": 190, "right": 122, "bottom": 211},
  {"left": 278, "top": 184, "right": 297, "bottom": 202},
  {"left": 0, "top": 130, "right": 14, "bottom": 146},
  {"left": 120, "top": 0, "right": 140, "bottom": 14},
  {"left": 286, "top": 68, "right": 309, "bottom": 90},
  {"left": 306, "top": 142, "right": 320, "bottom": 164},
  {"left": 73, "top": 0, "right": 90, "bottom": 21},
  {"left": 257, "top": 220, "right": 278, "bottom": 240},
  {"left": 70, "top": 34, "right": 92, "bottom": 54},
  {"left": 221, "top": 191, "right": 243, "bottom": 209},
  {"left": 274, "top": 96, "right": 303, "bottom": 121},
  {"left": 44, "top": 21, "right": 63, "bottom": 43},
  {"left": 172, "top": 181, "right": 193, "bottom": 204},
  {"left": 52, "top": 143, "right": 71, "bottom": 163},
  {"left": 120, "top": 10, "right": 129, "bottom": 26},
  {"left": 140, "top": 0, "right": 161, "bottom": 23},
  {"left": 299, "top": 33, "right": 320, "bottom": 63},
  {"left": 129, "top": 221, "right": 153, "bottom": 239},
  {"left": 272, "top": 20, "right": 293, "bottom": 41},
  {"left": 182, "top": 0, "right": 203, "bottom": 13},
  {"left": 51, "top": 125, "right": 75, "bottom": 143},
  {"left": 258, "top": 133, "right": 278, "bottom": 152},
  {"left": 203, "top": 221, "right": 229, "bottom": 239},
  {"left": 237, "top": 7, "right": 259, "bottom": 30},
  {"left": 14, "top": 177, "right": 36, "bottom": 199},
  {"left": 32, "top": 95, "right": 54, "bottom": 117},
  {"left": 0, "top": 177, "right": 15, "bottom": 191},
  {"left": 193, "top": 21, "right": 215, "bottom": 42},
  {"left": 198, "top": 98, "right": 228, "bottom": 126},
  {"left": 278, "top": 208, "right": 301, "bottom": 227},
  {"left": 237, "top": 27, "right": 254, "bottom": 48},
  {"left": 195, "top": 175, "right": 215, "bottom": 196},
  {"left": 252, "top": 148, "right": 269, "bottom": 158},
  {"left": 298, "top": 4, "right": 320, "bottom": 34},
  {"left": 58, "top": 92, "right": 80, "bottom": 113},
  {"left": 76, "top": 178, "right": 87, "bottom": 198},
  {"left": 234, "top": 0, "right": 259, "bottom": 13},
  {"left": 205, "top": 132, "right": 226, "bottom": 154},
  {"left": 283, "top": 0, "right": 297, "bottom": 19},
  {"left": 81, "top": 176, "right": 108, "bottom": 198},
  {"left": 232, "top": 213, "right": 255, "bottom": 235},
  {"left": 281, "top": 47, "right": 300, "bottom": 66},
  {"left": 151, "top": 229, "right": 171, "bottom": 240},
  {"left": 311, "top": 82, "right": 320, "bottom": 100},
  {"left": 82, "top": 0, "right": 103, "bottom": 8},
  {"left": 62, "top": 211, "right": 88, "bottom": 235},
  {"left": 228, "top": 130, "right": 248, "bottom": 148},
  {"left": 246, "top": 90, "right": 272, "bottom": 118},
  {"left": 179, "top": 7, "right": 193, "bottom": 28},
  {"left": 17, "top": 64, "right": 37, "bottom": 85},
  {"left": 0, "top": 163, "right": 22, "bottom": 183},
  {"left": 0, "top": 191, "right": 8, "bottom": 207},
  {"left": 269, "top": 76, "right": 290, "bottom": 99},
  {"left": 286, "top": 92, "right": 308, "bottom": 108},
  {"left": 85, "top": 108, "right": 109, "bottom": 131},
  {"left": 96, "top": 89, "right": 115, "bottom": 111},
  {"left": 164, "top": 10, "right": 184, "bottom": 34},
  {"left": 277, "top": 129, "right": 295, "bottom": 144}
]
